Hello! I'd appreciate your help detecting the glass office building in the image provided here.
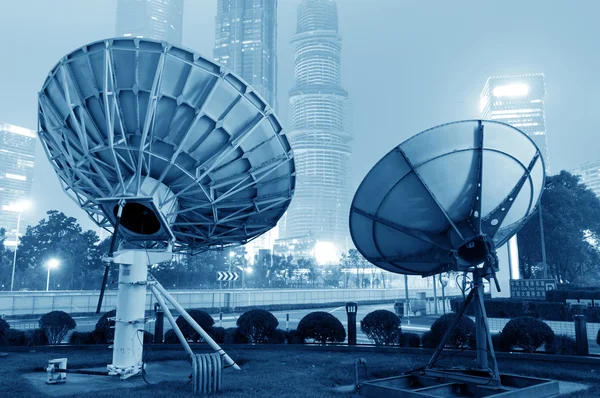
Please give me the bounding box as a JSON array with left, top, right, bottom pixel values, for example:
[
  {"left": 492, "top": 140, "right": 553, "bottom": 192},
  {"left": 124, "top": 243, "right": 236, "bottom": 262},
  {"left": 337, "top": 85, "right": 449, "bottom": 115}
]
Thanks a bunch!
[
  {"left": 115, "top": 0, "right": 184, "bottom": 45},
  {"left": 573, "top": 159, "right": 600, "bottom": 198},
  {"left": 480, "top": 73, "right": 549, "bottom": 171},
  {"left": 213, "top": 0, "right": 278, "bottom": 107},
  {"left": 0, "top": 123, "right": 36, "bottom": 246}
]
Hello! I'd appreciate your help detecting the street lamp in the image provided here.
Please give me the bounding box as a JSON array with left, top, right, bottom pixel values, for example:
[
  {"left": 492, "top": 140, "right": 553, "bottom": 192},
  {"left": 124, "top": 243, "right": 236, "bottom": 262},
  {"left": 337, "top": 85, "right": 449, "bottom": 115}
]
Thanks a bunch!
[
  {"left": 228, "top": 251, "right": 235, "bottom": 288},
  {"left": 46, "top": 258, "right": 60, "bottom": 291},
  {"left": 7, "top": 200, "right": 32, "bottom": 291}
]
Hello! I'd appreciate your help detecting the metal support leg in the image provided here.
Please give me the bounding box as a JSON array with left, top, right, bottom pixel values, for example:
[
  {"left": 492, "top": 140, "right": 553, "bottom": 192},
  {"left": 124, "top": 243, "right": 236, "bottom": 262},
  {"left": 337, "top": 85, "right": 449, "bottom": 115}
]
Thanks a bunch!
[
  {"left": 149, "top": 285, "right": 194, "bottom": 359},
  {"left": 475, "top": 276, "right": 500, "bottom": 381},
  {"left": 427, "top": 287, "right": 476, "bottom": 368},
  {"left": 150, "top": 274, "right": 241, "bottom": 370},
  {"left": 473, "top": 272, "right": 488, "bottom": 371}
]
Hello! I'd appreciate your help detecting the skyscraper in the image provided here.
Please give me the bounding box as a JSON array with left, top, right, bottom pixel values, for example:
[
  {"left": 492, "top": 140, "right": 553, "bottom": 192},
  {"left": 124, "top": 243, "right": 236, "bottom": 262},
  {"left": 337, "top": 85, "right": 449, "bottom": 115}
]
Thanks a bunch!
[
  {"left": 480, "top": 74, "right": 549, "bottom": 171},
  {"left": 480, "top": 74, "right": 549, "bottom": 292},
  {"left": 283, "top": 0, "right": 351, "bottom": 254},
  {"left": 213, "top": 0, "right": 278, "bottom": 107},
  {"left": 115, "top": 0, "right": 184, "bottom": 45},
  {"left": 573, "top": 159, "right": 600, "bottom": 198},
  {"left": 0, "top": 123, "right": 36, "bottom": 246}
]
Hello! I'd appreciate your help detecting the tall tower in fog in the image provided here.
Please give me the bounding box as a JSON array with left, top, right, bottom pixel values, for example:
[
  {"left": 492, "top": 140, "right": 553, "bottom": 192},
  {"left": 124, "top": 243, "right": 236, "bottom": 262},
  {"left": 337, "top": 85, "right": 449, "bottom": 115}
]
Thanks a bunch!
[
  {"left": 213, "top": 0, "right": 278, "bottom": 108},
  {"left": 480, "top": 74, "right": 549, "bottom": 171},
  {"left": 0, "top": 123, "right": 36, "bottom": 247},
  {"left": 115, "top": 0, "right": 184, "bottom": 45},
  {"left": 284, "top": 0, "right": 352, "bottom": 253}
]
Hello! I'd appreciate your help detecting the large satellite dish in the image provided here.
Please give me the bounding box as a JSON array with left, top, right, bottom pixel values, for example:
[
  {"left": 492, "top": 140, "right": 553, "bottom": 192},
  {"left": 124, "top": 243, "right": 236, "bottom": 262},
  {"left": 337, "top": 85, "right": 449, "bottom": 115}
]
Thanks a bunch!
[
  {"left": 38, "top": 38, "right": 295, "bottom": 252},
  {"left": 37, "top": 38, "right": 295, "bottom": 380},
  {"left": 350, "top": 119, "right": 544, "bottom": 276}
]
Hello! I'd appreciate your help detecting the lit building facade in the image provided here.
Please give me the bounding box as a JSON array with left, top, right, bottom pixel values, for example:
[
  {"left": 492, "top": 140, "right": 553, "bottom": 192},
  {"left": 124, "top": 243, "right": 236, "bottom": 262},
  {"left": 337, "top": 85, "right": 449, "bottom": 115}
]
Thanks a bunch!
[
  {"left": 273, "top": 233, "right": 316, "bottom": 260},
  {"left": 283, "top": 0, "right": 352, "bottom": 255},
  {"left": 480, "top": 74, "right": 549, "bottom": 171},
  {"left": 115, "top": 0, "right": 184, "bottom": 45},
  {"left": 0, "top": 123, "right": 36, "bottom": 246},
  {"left": 213, "top": 0, "right": 278, "bottom": 107},
  {"left": 573, "top": 159, "right": 600, "bottom": 198}
]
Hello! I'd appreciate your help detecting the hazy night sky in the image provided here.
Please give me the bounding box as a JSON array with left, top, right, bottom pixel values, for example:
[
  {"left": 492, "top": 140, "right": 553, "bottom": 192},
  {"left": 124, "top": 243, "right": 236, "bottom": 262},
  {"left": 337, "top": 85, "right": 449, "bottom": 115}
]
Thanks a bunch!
[{"left": 0, "top": 0, "right": 599, "bottom": 232}]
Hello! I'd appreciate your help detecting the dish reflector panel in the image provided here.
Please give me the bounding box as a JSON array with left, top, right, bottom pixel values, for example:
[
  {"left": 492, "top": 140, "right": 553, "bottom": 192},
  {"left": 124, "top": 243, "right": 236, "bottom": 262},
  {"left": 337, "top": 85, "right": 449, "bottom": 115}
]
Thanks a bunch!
[
  {"left": 350, "top": 120, "right": 545, "bottom": 276},
  {"left": 37, "top": 38, "right": 295, "bottom": 252}
]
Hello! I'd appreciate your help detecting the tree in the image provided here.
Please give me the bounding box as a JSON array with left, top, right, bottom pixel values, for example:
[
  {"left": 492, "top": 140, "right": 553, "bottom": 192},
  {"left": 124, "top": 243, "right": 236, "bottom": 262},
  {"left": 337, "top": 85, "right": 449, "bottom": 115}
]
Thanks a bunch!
[
  {"left": 14, "top": 211, "right": 104, "bottom": 290},
  {"left": 339, "top": 249, "right": 370, "bottom": 288},
  {"left": 517, "top": 171, "right": 600, "bottom": 283},
  {"left": 323, "top": 266, "right": 343, "bottom": 287},
  {"left": 296, "top": 258, "right": 315, "bottom": 287},
  {"left": 268, "top": 254, "right": 295, "bottom": 287}
]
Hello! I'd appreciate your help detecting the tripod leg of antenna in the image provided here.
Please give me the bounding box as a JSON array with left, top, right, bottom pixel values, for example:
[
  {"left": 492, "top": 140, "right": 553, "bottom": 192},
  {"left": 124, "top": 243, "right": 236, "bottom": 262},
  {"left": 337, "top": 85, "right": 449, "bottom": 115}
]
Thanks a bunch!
[
  {"left": 475, "top": 273, "right": 500, "bottom": 380},
  {"left": 427, "top": 286, "right": 476, "bottom": 368},
  {"left": 473, "top": 271, "right": 488, "bottom": 371},
  {"left": 151, "top": 277, "right": 241, "bottom": 371},
  {"left": 149, "top": 285, "right": 194, "bottom": 359}
]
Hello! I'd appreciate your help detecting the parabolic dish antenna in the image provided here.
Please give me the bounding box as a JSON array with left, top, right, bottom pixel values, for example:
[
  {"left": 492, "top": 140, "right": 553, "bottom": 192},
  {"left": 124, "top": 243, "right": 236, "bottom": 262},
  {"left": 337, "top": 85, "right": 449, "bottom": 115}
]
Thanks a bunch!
[
  {"left": 350, "top": 120, "right": 550, "bottom": 391},
  {"left": 38, "top": 38, "right": 295, "bottom": 252},
  {"left": 36, "top": 37, "right": 295, "bottom": 380},
  {"left": 350, "top": 120, "right": 545, "bottom": 276}
]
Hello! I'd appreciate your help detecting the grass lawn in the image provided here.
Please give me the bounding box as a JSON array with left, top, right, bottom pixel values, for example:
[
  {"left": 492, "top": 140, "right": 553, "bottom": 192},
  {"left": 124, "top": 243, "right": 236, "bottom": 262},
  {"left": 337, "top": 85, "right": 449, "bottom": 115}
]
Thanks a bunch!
[{"left": 1, "top": 345, "right": 600, "bottom": 397}]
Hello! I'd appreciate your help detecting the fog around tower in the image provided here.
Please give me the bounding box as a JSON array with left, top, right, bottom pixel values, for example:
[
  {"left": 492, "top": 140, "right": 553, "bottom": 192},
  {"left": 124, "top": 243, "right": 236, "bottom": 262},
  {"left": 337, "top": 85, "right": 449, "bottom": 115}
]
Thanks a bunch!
[{"left": 0, "top": 0, "right": 599, "bottom": 231}]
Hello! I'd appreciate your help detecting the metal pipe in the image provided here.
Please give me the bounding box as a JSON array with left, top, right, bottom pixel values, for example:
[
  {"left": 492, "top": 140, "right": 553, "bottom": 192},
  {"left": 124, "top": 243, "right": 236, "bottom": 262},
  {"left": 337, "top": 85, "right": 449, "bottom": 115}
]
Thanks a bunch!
[
  {"left": 151, "top": 276, "right": 240, "bottom": 370},
  {"left": 150, "top": 285, "right": 194, "bottom": 358}
]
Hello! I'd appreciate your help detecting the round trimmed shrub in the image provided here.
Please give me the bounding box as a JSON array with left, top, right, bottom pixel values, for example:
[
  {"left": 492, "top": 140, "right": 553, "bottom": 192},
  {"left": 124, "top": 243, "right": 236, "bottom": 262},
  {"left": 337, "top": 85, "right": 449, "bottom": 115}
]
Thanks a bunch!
[
  {"left": 25, "top": 328, "right": 48, "bottom": 346},
  {"left": 94, "top": 309, "right": 116, "bottom": 343},
  {"left": 236, "top": 309, "right": 278, "bottom": 343},
  {"left": 0, "top": 318, "right": 10, "bottom": 345},
  {"left": 547, "top": 334, "right": 577, "bottom": 355},
  {"left": 208, "top": 326, "right": 226, "bottom": 344},
  {"left": 360, "top": 310, "right": 401, "bottom": 346},
  {"left": 491, "top": 333, "right": 510, "bottom": 352},
  {"left": 267, "top": 329, "right": 288, "bottom": 344},
  {"left": 164, "top": 329, "right": 179, "bottom": 344},
  {"left": 287, "top": 329, "right": 304, "bottom": 344},
  {"left": 499, "top": 316, "right": 554, "bottom": 353},
  {"left": 39, "top": 311, "right": 76, "bottom": 345},
  {"left": 175, "top": 309, "right": 214, "bottom": 342},
  {"left": 69, "top": 331, "right": 95, "bottom": 345},
  {"left": 297, "top": 311, "right": 346, "bottom": 344},
  {"left": 7, "top": 329, "right": 26, "bottom": 346},
  {"left": 397, "top": 332, "right": 420, "bottom": 348},
  {"left": 143, "top": 331, "right": 154, "bottom": 344},
  {"left": 422, "top": 313, "right": 475, "bottom": 349},
  {"left": 224, "top": 327, "right": 249, "bottom": 344}
]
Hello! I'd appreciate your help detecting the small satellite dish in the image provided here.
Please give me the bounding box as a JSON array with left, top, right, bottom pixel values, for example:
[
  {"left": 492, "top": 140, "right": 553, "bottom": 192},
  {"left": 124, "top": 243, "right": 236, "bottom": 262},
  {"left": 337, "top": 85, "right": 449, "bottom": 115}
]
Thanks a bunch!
[
  {"left": 38, "top": 38, "right": 295, "bottom": 252},
  {"left": 350, "top": 120, "right": 546, "bottom": 387},
  {"left": 350, "top": 119, "right": 544, "bottom": 276}
]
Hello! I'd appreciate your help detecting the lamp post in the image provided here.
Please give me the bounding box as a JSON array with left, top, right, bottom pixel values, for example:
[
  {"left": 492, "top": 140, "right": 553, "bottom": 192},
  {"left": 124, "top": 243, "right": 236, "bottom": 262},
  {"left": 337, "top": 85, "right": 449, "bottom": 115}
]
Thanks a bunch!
[
  {"left": 46, "top": 258, "right": 60, "bottom": 291},
  {"left": 8, "top": 200, "right": 31, "bottom": 291},
  {"left": 228, "top": 251, "right": 235, "bottom": 288}
]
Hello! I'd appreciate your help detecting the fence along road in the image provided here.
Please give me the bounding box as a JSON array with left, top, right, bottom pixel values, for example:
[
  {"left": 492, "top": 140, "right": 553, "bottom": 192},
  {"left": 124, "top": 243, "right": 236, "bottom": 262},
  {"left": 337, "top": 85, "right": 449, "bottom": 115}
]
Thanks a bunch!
[{"left": 0, "top": 288, "right": 462, "bottom": 317}]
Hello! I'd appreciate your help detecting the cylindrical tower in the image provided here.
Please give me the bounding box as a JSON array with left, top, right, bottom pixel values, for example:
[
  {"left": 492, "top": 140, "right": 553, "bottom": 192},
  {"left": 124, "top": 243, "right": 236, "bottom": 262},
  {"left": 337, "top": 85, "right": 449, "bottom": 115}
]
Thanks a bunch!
[{"left": 284, "top": 0, "right": 351, "bottom": 253}]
